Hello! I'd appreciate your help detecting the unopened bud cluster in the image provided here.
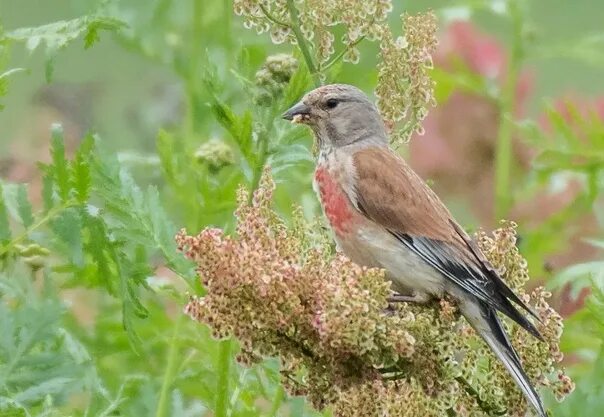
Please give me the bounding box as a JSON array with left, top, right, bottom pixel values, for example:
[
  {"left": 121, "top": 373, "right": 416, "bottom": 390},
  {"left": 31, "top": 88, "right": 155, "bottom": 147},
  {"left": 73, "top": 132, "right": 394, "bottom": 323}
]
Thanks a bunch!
[
  {"left": 194, "top": 139, "right": 235, "bottom": 171},
  {"left": 255, "top": 53, "right": 298, "bottom": 106},
  {"left": 177, "top": 171, "right": 572, "bottom": 416}
]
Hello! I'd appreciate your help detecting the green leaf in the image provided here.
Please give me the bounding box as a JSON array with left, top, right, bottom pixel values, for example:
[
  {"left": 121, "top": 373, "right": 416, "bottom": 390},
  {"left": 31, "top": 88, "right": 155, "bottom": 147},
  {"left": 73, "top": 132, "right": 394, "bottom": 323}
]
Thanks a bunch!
[
  {"left": 0, "top": 68, "right": 26, "bottom": 111},
  {"left": 209, "top": 98, "right": 237, "bottom": 138},
  {"left": 81, "top": 212, "right": 116, "bottom": 293},
  {"left": 550, "top": 261, "right": 604, "bottom": 294},
  {"left": 234, "top": 111, "right": 253, "bottom": 158},
  {"left": 269, "top": 143, "right": 313, "bottom": 175},
  {"left": 157, "top": 130, "right": 177, "bottom": 185},
  {"left": 39, "top": 163, "right": 55, "bottom": 212},
  {"left": 0, "top": 406, "right": 26, "bottom": 417},
  {"left": 13, "top": 377, "right": 75, "bottom": 404},
  {"left": 5, "top": 15, "right": 125, "bottom": 82},
  {"left": 536, "top": 33, "right": 604, "bottom": 68},
  {"left": 50, "top": 208, "right": 84, "bottom": 267},
  {"left": 0, "top": 184, "right": 11, "bottom": 244},
  {"left": 545, "top": 105, "right": 578, "bottom": 144},
  {"left": 145, "top": 185, "right": 191, "bottom": 274},
  {"left": 45, "top": 55, "right": 55, "bottom": 83},
  {"left": 430, "top": 67, "right": 457, "bottom": 104},
  {"left": 0, "top": 272, "right": 102, "bottom": 409},
  {"left": 50, "top": 124, "right": 71, "bottom": 202},
  {"left": 70, "top": 133, "right": 95, "bottom": 204},
  {"left": 84, "top": 19, "right": 121, "bottom": 49},
  {"left": 15, "top": 185, "right": 33, "bottom": 228},
  {"left": 283, "top": 62, "right": 312, "bottom": 106}
]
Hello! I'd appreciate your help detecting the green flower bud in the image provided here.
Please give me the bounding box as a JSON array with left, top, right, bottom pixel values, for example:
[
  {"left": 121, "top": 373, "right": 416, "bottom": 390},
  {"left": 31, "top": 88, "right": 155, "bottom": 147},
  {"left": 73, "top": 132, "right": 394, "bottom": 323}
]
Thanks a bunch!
[
  {"left": 254, "top": 54, "right": 298, "bottom": 106},
  {"left": 194, "top": 139, "right": 235, "bottom": 171},
  {"left": 23, "top": 255, "right": 46, "bottom": 271},
  {"left": 16, "top": 243, "right": 51, "bottom": 258}
]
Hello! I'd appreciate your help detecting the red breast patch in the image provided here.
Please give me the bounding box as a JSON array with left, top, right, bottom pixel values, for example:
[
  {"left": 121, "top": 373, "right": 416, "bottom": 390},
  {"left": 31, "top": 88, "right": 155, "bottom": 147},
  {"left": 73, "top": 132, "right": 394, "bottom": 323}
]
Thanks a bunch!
[{"left": 314, "top": 166, "right": 357, "bottom": 235}]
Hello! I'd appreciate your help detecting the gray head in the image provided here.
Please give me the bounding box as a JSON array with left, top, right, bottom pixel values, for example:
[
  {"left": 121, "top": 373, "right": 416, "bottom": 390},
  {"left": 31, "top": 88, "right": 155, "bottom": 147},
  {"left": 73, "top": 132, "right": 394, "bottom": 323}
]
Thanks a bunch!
[{"left": 282, "top": 84, "right": 388, "bottom": 149}]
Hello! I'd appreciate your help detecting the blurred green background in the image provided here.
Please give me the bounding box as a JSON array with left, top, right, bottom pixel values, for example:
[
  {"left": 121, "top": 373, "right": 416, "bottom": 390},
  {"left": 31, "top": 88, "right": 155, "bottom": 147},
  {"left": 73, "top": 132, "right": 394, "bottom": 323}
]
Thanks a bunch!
[
  {"left": 1, "top": 0, "right": 604, "bottom": 416},
  {"left": 2, "top": 0, "right": 604, "bottom": 153}
]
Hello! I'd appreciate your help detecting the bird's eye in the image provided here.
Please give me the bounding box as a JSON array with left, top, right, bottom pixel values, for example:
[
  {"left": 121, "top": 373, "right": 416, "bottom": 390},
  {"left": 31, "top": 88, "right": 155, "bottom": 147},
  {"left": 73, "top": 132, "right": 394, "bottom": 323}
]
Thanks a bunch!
[{"left": 326, "top": 98, "right": 338, "bottom": 109}]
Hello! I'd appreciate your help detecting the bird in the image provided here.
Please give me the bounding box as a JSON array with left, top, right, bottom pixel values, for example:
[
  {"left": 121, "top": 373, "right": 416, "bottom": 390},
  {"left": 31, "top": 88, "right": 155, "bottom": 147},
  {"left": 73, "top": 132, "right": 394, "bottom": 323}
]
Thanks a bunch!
[{"left": 282, "top": 84, "right": 546, "bottom": 417}]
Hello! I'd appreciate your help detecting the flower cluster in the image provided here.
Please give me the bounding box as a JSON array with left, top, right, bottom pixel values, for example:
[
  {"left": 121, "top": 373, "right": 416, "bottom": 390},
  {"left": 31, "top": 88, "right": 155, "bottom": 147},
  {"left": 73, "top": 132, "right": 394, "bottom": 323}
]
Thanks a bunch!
[
  {"left": 476, "top": 222, "right": 574, "bottom": 404},
  {"left": 177, "top": 171, "right": 572, "bottom": 416},
  {"left": 233, "top": 2, "right": 438, "bottom": 147},
  {"left": 376, "top": 12, "right": 438, "bottom": 146},
  {"left": 296, "top": 0, "right": 392, "bottom": 64},
  {"left": 233, "top": 0, "right": 391, "bottom": 64}
]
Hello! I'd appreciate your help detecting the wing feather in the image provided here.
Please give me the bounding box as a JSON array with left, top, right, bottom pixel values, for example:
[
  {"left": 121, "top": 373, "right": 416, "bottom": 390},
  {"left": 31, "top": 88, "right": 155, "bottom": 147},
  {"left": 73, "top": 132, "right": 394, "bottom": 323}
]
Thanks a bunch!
[{"left": 352, "top": 146, "right": 541, "bottom": 338}]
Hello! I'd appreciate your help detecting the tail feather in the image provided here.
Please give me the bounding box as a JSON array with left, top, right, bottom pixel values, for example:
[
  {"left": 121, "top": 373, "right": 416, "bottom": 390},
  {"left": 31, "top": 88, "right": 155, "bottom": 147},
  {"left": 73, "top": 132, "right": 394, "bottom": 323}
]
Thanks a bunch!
[
  {"left": 461, "top": 301, "right": 547, "bottom": 417},
  {"left": 498, "top": 296, "right": 545, "bottom": 342}
]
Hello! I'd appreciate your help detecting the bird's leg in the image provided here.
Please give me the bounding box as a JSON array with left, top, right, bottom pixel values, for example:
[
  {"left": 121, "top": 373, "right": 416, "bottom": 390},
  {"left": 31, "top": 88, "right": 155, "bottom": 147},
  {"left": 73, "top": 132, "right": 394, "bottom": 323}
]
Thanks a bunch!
[
  {"left": 387, "top": 292, "right": 431, "bottom": 304},
  {"left": 385, "top": 292, "right": 432, "bottom": 315}
]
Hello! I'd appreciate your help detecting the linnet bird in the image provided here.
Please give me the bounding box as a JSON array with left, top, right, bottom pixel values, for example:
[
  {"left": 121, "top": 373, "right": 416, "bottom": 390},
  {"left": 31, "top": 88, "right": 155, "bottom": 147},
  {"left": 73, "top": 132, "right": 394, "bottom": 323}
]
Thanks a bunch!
[{"left": 282, "top": 84, "right": 546, "bottom": 417}]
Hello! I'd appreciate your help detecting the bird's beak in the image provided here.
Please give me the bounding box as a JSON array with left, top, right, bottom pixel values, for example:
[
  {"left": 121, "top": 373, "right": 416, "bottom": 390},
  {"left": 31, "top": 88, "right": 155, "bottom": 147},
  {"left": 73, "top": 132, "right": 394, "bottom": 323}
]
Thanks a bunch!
[{"left": 282, "top": 101, "right": 311, "bottom": 123}]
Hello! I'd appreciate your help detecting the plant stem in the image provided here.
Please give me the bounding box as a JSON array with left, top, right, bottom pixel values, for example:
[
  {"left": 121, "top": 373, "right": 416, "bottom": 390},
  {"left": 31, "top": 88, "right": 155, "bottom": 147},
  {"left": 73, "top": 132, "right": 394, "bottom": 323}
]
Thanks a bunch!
[
  {"left": 285, "top": 0, "right": 321, "bottom": 87},
  {"left": 0, "top": 201, "right": 75, "bottom": 257},
  {"left": 155, "top": 314, "right": 184, "bottom": 417},
  {"left": 215, "top": 339, "right": 232, "bottom": 417},
  {"left": 259, "top": 3, "right": 289, "bottom": 27},
  {"left": 248, "top": 127, "right": 270, "bottom": 204},
  {"left": 455, "top": 376, "right": 507, "bottom": 416},
  {"left": 320, "top": 35, "right": 366, "bottom": 72},
  {"left": 268, "top": 386, "right": 285, "bottom": 416},
  {"left": 494, "top": 0, "right": 524, "bottom": 220},
  {"left": 184, "top": 0, "right": 203, "bottom": 142}
]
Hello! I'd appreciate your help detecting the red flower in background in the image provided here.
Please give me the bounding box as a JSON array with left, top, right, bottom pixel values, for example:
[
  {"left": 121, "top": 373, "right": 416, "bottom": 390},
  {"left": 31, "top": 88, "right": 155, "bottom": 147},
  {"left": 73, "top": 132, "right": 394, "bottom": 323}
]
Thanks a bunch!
[
  {"left": 408, "top": 21, "right": 601, "bottom": 316},
  {"left": 437, "top": 21, "right": 506, "bottom": 80},
  {"left": 409, "top": 21, "right": 533, "bottom": 224}
]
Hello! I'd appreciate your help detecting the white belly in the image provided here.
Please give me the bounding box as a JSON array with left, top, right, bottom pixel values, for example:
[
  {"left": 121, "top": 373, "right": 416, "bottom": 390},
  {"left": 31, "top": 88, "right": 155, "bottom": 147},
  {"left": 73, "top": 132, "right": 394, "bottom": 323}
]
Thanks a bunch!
[{"left": 336, "top": 225, "right": 445, "bottom": 298}]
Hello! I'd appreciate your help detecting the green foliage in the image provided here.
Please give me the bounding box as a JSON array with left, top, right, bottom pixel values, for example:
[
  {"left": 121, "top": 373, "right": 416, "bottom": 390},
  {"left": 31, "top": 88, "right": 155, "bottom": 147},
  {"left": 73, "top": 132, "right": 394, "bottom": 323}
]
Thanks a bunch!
[
  {"left": 516, "top": 103, "right": 604, "bottom": 276},
  {"left": 0, "top": 184, "right": 11, "bottom": 244},
  {"left": 0, "top": 125, "right": 196, "bottom": 353},
  {"left": 1, "top": 0, "right": 604, "bottom": 415},
  {"left": 550, "top": 283, "right": 604, "bottom": 417},
  {"left": 0, "top": 268, "right": 105, "bottom": 413},
  {"left": 3, "top": 14, "right": 125, "bottom": 81},
  {"left": 0, "top": 68, "right": 25, "bottom": 111}
]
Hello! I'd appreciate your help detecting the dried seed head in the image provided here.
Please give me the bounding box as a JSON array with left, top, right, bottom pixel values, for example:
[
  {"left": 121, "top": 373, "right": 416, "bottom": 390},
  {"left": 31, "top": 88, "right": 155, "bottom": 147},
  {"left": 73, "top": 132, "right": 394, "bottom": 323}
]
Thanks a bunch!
[
  {"left": 233, "top": 0, "right": 391, "bottom": 64},
  {"left": 375, "top": 11, "right": 438, "bottom": 146},
  {"left": 177, "top": 171, "right": 572, "bottom": 415}
]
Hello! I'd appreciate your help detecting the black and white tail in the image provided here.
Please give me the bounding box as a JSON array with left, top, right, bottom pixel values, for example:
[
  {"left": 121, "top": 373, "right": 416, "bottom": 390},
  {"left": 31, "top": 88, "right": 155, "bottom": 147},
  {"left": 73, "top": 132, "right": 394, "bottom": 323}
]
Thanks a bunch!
[{"left": 461, "top": 302, "right": 547, "bottom": 417}]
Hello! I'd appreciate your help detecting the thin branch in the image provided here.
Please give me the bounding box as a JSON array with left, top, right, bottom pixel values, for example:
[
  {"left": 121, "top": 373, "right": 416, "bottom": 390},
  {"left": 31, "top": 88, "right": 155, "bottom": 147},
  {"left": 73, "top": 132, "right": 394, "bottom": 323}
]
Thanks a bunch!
[
  {"left": 446, "top": 408, "right": 457, "bottom": 417},
  {"left": 381, "top": 372, "right": 406, "bottom": 381},
  {"left": 494, "top": 0, "right": 524, "bottom": 219},
  {"left": 259, "top": 3, "right": 289, "bottom": 27},
  {"left": 155, "top": 315, "right": 184, "bottom": 417},
  {"left": 0, "top": 200, "right": 76, "bottom": 257},
  {"left": 320, "top": 35, "right": 366, "bottom": 73},
  {"left": 455, "top": 376, "right": 507, "bottom": 416},
  {"left": 276, "top": 330, "right": 317, "bottom": 360},
  {"left": 248, "top": 127, "right": 270, "bottom": 205}
]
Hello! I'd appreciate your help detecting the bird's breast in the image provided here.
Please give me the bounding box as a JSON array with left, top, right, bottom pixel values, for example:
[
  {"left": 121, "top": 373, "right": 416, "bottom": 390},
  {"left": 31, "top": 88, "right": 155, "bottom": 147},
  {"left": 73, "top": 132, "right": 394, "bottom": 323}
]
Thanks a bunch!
[{"left": 313, "top": 165, "right": 360, "bottom": 236}]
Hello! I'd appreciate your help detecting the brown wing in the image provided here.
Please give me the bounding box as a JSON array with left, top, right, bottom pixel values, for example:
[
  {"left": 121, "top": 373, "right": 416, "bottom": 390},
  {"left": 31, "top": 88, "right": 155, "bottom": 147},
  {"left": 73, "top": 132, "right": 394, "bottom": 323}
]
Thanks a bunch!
[
  {"left": 352, "top": 147, "right": 541, "bottom": 337},
  {"left": 352, "top": 146, "right": 465, "bottom": 243}
]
